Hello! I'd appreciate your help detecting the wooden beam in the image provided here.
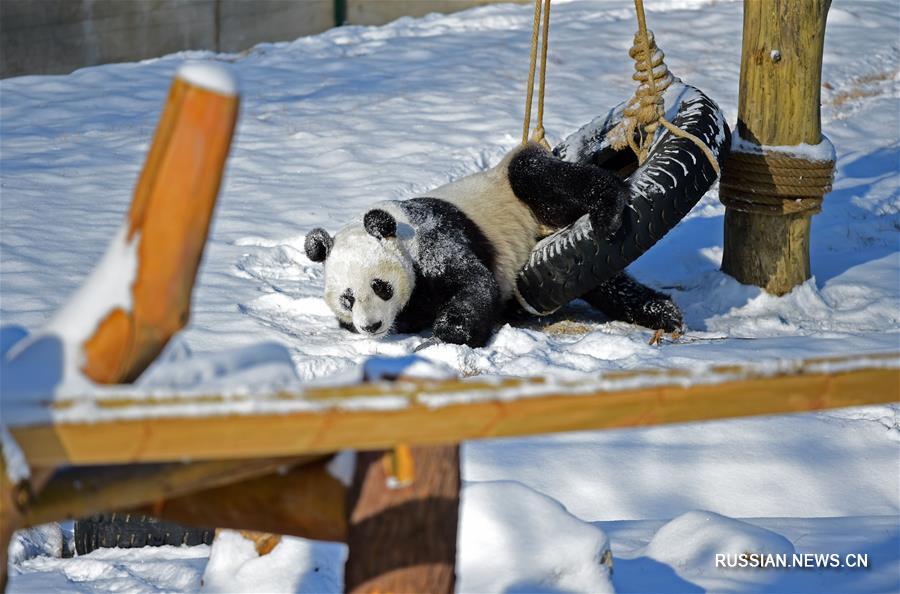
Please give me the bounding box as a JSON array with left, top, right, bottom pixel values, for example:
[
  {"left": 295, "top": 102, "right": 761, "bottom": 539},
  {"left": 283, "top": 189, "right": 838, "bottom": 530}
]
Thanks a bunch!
[
  {"left": 9, "top": 354, "right": 898, "bottom": 467},
  {"left": 21, "top": 457, "right": 320, "bottom": 528},
  {"left": 130, "top": 457, "right": 346, "bottom": 543}
]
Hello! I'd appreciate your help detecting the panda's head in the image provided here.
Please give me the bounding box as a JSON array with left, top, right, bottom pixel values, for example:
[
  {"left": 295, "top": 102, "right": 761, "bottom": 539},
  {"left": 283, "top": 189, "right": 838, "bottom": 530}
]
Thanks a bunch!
[{"left": 305, "top": 208, "right": 415, "bottom": 337}]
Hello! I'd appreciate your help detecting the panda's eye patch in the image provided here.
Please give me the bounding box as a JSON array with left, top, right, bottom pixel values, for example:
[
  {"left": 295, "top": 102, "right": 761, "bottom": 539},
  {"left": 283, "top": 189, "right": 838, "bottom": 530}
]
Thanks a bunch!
[
  {"left": 339, "top": 289, "right": 355, "bottom": 311},
  {"left": 371, "top": 279, "right": 393, "bottom": 301}
]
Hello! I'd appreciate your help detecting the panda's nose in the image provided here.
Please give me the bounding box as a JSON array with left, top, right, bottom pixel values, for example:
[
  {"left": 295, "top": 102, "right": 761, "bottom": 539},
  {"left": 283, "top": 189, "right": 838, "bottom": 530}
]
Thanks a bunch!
[{"left": 363, "top": 321, "right": 382, "bottom": 334}]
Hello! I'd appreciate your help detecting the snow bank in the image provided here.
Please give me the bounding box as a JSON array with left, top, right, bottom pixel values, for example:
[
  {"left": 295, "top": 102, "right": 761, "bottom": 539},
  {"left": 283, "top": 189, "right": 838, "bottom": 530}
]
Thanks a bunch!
[
  {"left": 459, "top": 481, "right": 614, "bottom": 593},
  {"left": 8, "top": 525, "right": 64, "bottom": 566},
  {"left": 10, "top": 544, "right": 210, "bottom": 593},
  {"left": 644, "top": 510, "right": 794, "bottom": 571}
]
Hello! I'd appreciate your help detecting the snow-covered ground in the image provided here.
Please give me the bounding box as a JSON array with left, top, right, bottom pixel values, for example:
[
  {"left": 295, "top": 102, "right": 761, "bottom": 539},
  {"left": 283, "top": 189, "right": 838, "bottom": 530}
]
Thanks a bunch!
[{"left": 1, "top": 0, "right": 898, "bottom": 592}]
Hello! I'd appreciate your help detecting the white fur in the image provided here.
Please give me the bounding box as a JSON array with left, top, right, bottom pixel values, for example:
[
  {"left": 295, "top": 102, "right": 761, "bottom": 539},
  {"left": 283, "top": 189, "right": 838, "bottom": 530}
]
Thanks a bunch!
[
  {"left": 324, "top": 202, "right": 416, "bottom": 335},
  {"left": 429, "top": 146, "right": 543, "bottom": 299}
]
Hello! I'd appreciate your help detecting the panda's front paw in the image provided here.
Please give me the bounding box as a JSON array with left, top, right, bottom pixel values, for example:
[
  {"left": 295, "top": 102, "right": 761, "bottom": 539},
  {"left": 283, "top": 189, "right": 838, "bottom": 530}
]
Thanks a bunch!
[
  {"left": 636, "top": 294, "right": 684, "bottom": 333},
  {"left": 434, "top": 308, "right": 489, "bottom": 348},
  {"left": 589, "top": 189, "right": 626, "bottom": 239}
]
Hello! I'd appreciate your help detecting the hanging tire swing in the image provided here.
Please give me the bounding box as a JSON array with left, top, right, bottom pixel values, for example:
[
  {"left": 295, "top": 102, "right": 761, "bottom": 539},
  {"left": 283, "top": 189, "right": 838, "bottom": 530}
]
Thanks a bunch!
[{"left": 514, "top": 0, "right": 731, "bottom": 315}]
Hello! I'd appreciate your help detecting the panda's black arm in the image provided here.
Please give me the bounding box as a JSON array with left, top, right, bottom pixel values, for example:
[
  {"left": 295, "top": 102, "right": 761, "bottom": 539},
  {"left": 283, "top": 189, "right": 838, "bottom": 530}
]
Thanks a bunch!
[
  {"left": 508, "top": 143, "right": 628, "bottom": 236},
  {"left": 432, "top": 264, "right": 501, "bottom": 348},
  {"left": 581, "top": 271, "right": 683, "bottom": 332}
]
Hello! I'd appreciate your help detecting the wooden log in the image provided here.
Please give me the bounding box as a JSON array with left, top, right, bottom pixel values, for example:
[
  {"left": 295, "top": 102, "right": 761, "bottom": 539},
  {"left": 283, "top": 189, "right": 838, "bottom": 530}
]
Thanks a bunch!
[
  {"left": 721, "top": 0, "right": 832, "bottom": 295},
  {"left": 20, "top": 457, "right": 319, "bottom": 529},
  {"left": 80, "top": 64, "right": 239, "bottom": 383},
  {"left": 130, "top": 456, "right": 347, "bottom": 543},
  {"left": 722, "top": 209, "right": 811, "bottom": 293},
  {"left": 345, "top": 445, "right": 460, "bottom": 594},
  {"left": 0, "top": 459, "right": 53, "bottom": 591},
  {"left": 8, "top": 354, "right": 897, "bottom": 467}
]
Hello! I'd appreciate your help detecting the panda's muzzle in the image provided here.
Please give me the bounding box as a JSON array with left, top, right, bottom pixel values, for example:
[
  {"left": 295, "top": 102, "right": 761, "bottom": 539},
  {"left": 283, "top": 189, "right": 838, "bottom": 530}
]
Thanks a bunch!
[{"left": 362, "top": 321, "right": 383, "bottom": 334}]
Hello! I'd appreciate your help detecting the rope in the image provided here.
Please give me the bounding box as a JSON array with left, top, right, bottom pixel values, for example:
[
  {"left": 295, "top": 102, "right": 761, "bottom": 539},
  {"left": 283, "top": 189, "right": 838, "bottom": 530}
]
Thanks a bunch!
[
  {"left": 522, "top": 0, "right": 551, "bottom": 148},
  {"left": 607, "top": 0, "right": 720, "bottom": 175},
  {"left": 720, "top": 150, "right": 834, "bottom": 215}
]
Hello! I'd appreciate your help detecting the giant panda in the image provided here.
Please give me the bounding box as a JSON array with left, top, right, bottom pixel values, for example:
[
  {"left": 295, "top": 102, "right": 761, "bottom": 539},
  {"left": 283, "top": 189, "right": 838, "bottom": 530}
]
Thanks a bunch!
[{"left": 304, "top": 142, "right": 682, "bottom": 347}]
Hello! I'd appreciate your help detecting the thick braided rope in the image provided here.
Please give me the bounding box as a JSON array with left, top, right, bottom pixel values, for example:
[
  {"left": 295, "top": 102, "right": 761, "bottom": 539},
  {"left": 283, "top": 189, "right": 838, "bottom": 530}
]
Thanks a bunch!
[
  {"left": 606, "top": 0, "right": 720, "bottom": 175},
  {"left": 522, "top": 0, "right": 551, "bottom": 148},
  {"left": 720, "top": 150, "right": 835, "bottom": 215}
]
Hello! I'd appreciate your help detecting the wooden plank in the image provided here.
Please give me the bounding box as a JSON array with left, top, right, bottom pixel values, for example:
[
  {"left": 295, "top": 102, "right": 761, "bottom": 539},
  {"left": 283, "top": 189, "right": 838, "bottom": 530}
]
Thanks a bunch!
[
  {"left": 22, "top": 457, "right": 321, "bottom": 528},
  {"left": 9, "top": 354, "right": 898, "bottom": 467},
  {"left": 130, "top": 457, "right": 346, "bottom": 543}
]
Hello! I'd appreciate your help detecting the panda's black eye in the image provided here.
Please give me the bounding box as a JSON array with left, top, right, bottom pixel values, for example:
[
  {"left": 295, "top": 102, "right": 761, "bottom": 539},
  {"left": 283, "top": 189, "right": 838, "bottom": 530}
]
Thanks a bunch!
[
  {"left": 371, "top": 279, "right": 393, "bottom": 301},
  {"left": 339, "top": 289, "right": 355, "bottom": 311}
]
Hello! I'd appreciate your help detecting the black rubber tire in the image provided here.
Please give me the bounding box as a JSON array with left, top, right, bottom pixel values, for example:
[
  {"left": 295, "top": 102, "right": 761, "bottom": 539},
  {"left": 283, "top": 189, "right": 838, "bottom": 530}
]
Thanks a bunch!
[
  {"left": 73, "top": 513, "right": 215, "bottom": 555},
  {"left": 516, "top": 84, "right": 731, "bottom": 315}
]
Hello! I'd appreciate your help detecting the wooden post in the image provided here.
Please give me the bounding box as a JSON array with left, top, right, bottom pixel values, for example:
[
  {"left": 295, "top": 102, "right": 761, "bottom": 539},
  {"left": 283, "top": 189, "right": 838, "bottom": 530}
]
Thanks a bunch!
[
  {"left": 0, "top": 457, "right": 19, "bottom": 592},
  {"left": 720, "top": 0, "right": 833, "bottom": 295},
  {"left": 345, "top": 445, "right": 460, "bottom": 594},
  {"left": 79, "top": 63, "right": 239, "bottom": 383}
]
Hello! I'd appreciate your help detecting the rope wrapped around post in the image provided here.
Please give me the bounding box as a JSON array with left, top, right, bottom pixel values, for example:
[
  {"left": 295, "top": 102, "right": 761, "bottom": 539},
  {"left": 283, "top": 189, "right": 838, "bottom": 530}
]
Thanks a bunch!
[{"left": 719, "top": 145, "right": 835, "bottom": 215}]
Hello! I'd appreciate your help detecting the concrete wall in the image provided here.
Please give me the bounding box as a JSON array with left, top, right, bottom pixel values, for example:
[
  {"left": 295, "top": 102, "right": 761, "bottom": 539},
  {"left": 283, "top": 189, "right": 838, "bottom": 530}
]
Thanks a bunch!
[
  {"left": 346, "top": 0, "right": 520, "bottom": 25},
  {"left": 0, "top": 0, "right": 524, "bottom": 79}
]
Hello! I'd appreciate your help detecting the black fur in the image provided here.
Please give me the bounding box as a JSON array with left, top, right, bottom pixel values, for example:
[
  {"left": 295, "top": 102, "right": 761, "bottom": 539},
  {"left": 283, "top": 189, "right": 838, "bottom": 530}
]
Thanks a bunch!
[
  {"left": 582, "top": 272, "right": 683, "bottom": 332},
  {"left": 305, "top": 228, "right": 333, "bottom": 262},
  {"left": 391, "top": 198, "right": 500, "bottom": 347},
  {"left": 508, "top": 144, "right": 627, "bottom": 238},
  {"left": 364, "top": 209, "right": 397, "bottom": 239}
]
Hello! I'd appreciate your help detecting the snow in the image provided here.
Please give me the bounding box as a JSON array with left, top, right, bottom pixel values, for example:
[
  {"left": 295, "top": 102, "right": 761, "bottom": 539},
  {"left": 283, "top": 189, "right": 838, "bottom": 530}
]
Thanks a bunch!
[
  {"left": 325, "top": 450, "right": 357, "bottom": 487},
  {"left": 8, "top": 525, "right": 63, "bottom": 567},
  {"left": 200, "top": 531, "right": 344, "bottom": 593},
  {"left": 1, "top": 0, "right": 899, "bottom": 591},
  {"left": 176, "top": 62, "right": 238, "bottom": 96},
  {"left": 458, "top": 481, "right": 614, "bottom": 593},
  {"left": 0, "top": 424, "right": 29, "bottom": 483},
  {"left": 731, "top": 132, "right": 837, "bottom": 162}
]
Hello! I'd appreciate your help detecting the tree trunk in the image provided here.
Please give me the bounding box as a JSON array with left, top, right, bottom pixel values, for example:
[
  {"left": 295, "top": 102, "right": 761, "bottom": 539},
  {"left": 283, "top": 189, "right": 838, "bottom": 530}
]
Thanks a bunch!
[
  {"left": 344, "top": 445, "right": 460, "bottom": 594},
  {"left": 720, "top": 0, "right": 832, "bottom": 295}
]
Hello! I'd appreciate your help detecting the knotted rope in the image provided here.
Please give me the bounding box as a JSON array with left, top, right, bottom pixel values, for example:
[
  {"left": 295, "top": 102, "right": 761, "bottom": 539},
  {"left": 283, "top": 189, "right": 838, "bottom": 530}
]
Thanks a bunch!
[
  {"left": 606, "top": 0, "right": 720, "bottom": 175},
  {"left": 719, "top": 149, "right": 834, "bottom": 215},
  {"left": 522, "top": 0, "right": 551, "bottom": 148}
]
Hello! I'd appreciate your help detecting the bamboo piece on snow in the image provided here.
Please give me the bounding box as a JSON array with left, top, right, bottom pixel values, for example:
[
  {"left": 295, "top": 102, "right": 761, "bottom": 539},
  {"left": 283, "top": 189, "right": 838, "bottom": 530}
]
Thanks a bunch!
[
  {"left": 80, "top": 63, "right": 239, "bottom": 383},
  {"left": 345, "top": 445, "right": 460, "bottom": 594}
]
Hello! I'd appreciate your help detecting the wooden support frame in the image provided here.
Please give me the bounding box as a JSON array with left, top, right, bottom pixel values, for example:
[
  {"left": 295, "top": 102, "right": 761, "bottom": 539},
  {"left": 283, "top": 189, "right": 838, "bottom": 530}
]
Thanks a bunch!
[{"left": 8, "top": 353, "right": 898, "bottom": 468}]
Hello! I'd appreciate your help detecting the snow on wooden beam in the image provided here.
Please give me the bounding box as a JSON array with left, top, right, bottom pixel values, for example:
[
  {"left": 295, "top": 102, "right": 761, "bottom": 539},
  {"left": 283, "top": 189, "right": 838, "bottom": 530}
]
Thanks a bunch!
[{"left": 9, "top": 352, "right": 897, "bottom": 467}]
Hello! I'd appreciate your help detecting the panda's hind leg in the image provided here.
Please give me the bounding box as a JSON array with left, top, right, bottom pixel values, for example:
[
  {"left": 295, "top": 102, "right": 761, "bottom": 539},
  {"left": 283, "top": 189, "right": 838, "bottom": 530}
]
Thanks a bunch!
[
  {"left": 508, "top": 143, "right": 627, "bottom": 236},
  {"left": 582, "top": 272, "right": 683, "bottom": 333}
]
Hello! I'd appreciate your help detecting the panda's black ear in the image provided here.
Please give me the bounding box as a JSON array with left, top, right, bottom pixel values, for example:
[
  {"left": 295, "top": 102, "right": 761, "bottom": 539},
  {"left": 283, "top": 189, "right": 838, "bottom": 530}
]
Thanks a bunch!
[
  {"left": 305, "top": 228, "right": 333, "bottom": 262},
  {"left": 364, "top": 209, "right": 396, "bottom": 239}
]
